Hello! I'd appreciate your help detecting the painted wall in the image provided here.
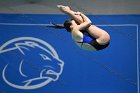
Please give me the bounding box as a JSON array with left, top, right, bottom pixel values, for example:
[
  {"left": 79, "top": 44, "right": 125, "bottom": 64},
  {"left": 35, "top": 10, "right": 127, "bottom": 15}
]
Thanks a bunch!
[{"left": 0, "top": 0, "right": 140, "bottom": 14}]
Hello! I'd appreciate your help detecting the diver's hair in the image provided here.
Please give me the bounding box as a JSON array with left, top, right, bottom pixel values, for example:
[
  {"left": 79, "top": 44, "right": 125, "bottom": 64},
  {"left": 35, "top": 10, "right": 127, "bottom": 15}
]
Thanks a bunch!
[
  {"left": 47, "top": 20, "right": 72, "bottom": 32},
  {"left": 63, "top": 20, "right": 72, "bottom": 32},
  {"left": 49, "top": 22, "right": 65, "bottom": 29}
]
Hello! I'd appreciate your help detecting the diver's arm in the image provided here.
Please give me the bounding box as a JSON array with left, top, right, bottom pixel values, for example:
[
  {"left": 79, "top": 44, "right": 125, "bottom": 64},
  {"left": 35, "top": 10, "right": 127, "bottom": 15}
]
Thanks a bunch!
[
  {"left": 77, "top": 22, "right": 92, "bottom": 30},
  {"left": 76, "top": 13, "right": 92, "bottom": 30},
  {"left": 71, "top": 29, "right": 83, "bottom": 42},
  {"left": 80, "top": 13, "right": 91, "bottom": 23},
  {"left": 57, "top": 5, "right": 83, "bottom": 24}
]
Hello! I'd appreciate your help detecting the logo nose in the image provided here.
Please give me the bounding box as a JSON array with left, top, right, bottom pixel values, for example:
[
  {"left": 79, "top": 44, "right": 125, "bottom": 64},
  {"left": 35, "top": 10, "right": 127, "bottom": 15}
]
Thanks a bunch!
[{"left": 54, "top": 57, "right": 64, "bottom": 66}]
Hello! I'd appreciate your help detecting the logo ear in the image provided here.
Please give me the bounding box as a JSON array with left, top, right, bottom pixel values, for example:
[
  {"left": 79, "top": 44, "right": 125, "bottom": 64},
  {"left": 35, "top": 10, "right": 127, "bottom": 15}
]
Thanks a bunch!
[
  {"left": 15, "top": 43, "right": 30, "bottom": 55},
  {"left": 15, "top": 41, "right": 40, "bottom": 55},
  {"left": 24, "top": 41, "right": 39, "bottom": 48}
]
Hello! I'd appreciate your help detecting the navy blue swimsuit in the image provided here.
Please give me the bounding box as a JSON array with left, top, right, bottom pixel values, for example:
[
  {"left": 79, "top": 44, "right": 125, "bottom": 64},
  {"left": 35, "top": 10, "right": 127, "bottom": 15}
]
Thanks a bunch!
[{"left": 78, "top": 31, "right": 110, "bottom": 50}]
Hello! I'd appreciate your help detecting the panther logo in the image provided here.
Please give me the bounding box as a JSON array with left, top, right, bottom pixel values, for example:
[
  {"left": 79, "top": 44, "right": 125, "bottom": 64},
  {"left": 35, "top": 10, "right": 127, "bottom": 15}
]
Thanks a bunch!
[{"left": 0, "top": 37, "right": 64, "bottom": 89}]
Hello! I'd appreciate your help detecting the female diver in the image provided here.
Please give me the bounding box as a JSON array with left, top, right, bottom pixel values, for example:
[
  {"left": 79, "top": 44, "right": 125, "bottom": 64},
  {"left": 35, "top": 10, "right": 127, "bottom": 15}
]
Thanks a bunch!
[{"left": 50, "top": 5, "right": 110, "bottom": 51}]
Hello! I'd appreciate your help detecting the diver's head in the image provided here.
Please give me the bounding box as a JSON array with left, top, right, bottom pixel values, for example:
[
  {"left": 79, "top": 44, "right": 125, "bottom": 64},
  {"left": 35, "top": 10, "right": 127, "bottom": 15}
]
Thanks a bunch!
[
  {"left": 64, "top": 19, "right": 77, "bottom": 32},
  {"left": 48, "top": 19, "right": 77, "bottom": 32}
]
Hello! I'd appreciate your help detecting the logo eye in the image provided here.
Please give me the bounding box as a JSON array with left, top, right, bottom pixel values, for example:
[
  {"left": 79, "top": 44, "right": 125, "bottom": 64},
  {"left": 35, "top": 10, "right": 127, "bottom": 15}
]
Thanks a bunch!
[{"left": 39, "top": 54, "right": 52, "bottom": 61}]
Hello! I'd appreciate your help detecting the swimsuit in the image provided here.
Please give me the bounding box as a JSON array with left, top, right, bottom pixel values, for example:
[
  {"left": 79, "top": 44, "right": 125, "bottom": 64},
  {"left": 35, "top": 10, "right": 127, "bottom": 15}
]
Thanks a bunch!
[{"left": 77, "top": 31, "right": 110, "bottom": 50}]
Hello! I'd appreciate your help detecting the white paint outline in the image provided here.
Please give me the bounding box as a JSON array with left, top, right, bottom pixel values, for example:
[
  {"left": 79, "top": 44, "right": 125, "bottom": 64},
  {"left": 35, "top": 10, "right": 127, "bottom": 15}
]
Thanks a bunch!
[
  {"left": 0, "top": 37, "right": 64, "bottom": 89},
  {"left": 0, "top": 23, "right": 139, "bottom": 93}
]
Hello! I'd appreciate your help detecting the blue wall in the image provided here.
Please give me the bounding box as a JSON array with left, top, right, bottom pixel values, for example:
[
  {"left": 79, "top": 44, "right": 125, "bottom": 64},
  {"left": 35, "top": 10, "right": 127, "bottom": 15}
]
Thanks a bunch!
[{"left": 0, "top": 14, "right": 139, "bottom": 93}]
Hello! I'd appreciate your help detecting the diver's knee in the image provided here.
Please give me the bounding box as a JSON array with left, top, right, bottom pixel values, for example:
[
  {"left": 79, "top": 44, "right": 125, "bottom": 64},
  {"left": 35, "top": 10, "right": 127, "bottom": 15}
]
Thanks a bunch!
[{"left": 96, "top": 34, "right": 110, "bottom": 45}]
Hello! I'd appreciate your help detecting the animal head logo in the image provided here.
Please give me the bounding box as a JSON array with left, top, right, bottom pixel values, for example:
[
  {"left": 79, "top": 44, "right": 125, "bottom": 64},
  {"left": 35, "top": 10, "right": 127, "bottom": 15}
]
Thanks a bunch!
[{"left": 0, "top": 37, "right": 64, "bottom": 90}]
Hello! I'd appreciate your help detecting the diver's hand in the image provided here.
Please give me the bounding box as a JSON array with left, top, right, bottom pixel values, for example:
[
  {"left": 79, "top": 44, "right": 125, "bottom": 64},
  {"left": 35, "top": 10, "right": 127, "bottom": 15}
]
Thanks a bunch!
[{"left": 57, "top": 5, "right": 71, "bottom": 13}]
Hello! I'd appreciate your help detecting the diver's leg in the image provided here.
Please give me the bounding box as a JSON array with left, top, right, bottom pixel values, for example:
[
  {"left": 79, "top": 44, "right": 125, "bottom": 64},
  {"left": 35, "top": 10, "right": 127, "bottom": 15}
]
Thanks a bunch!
[{"left": 87, "top": 25, "right": 110, "bottom": 45}]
